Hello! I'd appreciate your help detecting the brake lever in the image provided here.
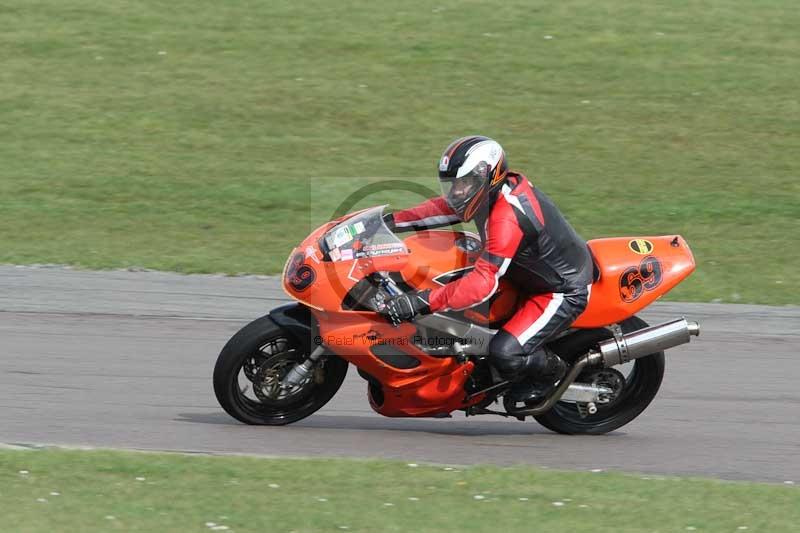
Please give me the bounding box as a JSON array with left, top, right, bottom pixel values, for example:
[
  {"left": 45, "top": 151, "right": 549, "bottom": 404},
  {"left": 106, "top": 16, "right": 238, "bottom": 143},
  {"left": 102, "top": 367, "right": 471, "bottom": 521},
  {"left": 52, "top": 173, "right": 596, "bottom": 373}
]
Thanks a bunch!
[{"left": 374, "top": 273, "right": 404, "bottom": 327}]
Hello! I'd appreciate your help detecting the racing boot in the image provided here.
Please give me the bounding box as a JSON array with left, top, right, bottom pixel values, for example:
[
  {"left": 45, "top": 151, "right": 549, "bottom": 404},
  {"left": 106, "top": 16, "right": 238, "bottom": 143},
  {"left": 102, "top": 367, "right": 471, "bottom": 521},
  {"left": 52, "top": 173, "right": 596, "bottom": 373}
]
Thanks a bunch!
[{"left": 506, "top": 349, "right": 567, "bottom": 403}]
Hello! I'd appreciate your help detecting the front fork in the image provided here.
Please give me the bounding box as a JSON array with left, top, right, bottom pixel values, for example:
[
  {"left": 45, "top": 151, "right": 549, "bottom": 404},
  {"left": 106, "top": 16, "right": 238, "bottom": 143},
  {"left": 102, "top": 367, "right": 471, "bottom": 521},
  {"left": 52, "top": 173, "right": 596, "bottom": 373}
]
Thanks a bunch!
[{"left": 282, "top": 345, "right": 326, "bottom": 388}]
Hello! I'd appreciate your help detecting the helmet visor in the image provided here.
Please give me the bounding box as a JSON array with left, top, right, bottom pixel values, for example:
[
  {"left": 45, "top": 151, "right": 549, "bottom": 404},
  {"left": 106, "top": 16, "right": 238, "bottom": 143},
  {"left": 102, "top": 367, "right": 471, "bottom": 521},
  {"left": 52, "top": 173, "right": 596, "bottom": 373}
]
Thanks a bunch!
[{"left": 440, "top": 162, "right": 489, "bottom": 216}]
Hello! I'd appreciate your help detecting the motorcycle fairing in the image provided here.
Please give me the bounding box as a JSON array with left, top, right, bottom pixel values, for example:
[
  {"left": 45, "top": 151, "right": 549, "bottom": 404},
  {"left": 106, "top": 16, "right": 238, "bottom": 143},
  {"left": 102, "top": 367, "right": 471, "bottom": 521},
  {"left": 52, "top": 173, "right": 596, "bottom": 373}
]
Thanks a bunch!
[
  {"left": 281, "top": 206, "right": 695, "bottom": 418},
  {"left": 311, "top": 310, "right": 485, "bottom": 417},
  {"left": 573, "top": 235, "right": 695, "bottom": 327}
]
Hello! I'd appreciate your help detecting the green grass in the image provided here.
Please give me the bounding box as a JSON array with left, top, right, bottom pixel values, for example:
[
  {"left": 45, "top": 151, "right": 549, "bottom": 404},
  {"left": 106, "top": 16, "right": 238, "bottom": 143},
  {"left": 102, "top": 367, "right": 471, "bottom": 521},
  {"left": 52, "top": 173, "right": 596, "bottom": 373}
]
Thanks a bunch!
[
  {"left": 1, "top": 449, "right": 798, "bottom": 532},
  {"left": 1, "top": 1, "right": 798, "bottom": 304}
]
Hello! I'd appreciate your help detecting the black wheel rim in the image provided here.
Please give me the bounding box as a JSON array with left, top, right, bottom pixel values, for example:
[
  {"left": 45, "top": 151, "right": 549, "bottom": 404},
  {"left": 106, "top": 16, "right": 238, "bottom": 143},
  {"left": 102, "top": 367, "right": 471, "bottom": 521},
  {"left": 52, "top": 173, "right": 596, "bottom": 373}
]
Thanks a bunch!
[
  {"left": 230, "top": 336, "right": 322, "bottom": 422},
  {"left": 550, "top": 356, "right": 656, "bottom": 428}
]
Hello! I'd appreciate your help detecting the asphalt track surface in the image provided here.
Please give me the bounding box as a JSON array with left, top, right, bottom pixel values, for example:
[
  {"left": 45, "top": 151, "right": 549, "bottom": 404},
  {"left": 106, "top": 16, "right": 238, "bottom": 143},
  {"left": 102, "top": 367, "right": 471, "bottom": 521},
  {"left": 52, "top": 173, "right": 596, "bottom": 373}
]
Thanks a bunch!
[{"left": 1, "top": 265, "right": 799, "bottom": 482}]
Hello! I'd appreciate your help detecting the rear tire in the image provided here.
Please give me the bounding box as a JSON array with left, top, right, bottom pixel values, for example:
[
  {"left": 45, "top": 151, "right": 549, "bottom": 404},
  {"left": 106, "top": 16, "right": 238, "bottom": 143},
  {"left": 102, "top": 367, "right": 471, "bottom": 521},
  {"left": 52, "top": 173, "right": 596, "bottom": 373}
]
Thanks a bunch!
[
  {"left": 213, "top": 315, "right": 348, "bottom": 425},
  {"left": 534, "top": 316, "right": 665, "bottom": 435}
]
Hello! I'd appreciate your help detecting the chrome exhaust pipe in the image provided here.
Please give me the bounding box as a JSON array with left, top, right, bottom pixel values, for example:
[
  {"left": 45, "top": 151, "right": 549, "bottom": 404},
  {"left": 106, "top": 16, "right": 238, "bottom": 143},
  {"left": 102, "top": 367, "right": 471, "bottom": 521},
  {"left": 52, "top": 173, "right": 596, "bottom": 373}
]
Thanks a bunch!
[
  {"left": 594, "top": 317, "right": 699, "bottom": 367},
  {"left": 505, "top": 354, "right": 593, "bottom": 417},
  {"left": 505, "top": 318, "right": 699, "bottom": 417}
]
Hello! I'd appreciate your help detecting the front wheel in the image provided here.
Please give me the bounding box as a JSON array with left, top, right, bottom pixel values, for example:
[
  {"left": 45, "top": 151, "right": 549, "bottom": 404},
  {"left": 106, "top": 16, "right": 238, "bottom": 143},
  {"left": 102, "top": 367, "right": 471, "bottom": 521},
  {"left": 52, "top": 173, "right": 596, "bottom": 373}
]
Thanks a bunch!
[
  {"left": 534, "top": 316, "right": 665, "bottom": 435},
  {"left": 213, "top": 315, "right": 348, "bottom": 425}
]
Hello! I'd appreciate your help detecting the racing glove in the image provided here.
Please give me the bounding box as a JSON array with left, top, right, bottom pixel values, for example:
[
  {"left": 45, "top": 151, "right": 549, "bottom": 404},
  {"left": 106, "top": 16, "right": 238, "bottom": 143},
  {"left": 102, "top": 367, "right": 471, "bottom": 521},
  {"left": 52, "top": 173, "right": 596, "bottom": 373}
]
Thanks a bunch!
[{"left": 382, "top": 289, "right": 432, "bottom": 326}]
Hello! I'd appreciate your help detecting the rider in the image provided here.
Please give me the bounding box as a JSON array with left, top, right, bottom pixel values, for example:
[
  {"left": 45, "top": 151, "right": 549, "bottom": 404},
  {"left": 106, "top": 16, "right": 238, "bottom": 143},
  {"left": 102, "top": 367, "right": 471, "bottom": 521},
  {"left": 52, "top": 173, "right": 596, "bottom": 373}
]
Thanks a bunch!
[{"left": 382, "top": 136, "right": 595, "bottom": 402}]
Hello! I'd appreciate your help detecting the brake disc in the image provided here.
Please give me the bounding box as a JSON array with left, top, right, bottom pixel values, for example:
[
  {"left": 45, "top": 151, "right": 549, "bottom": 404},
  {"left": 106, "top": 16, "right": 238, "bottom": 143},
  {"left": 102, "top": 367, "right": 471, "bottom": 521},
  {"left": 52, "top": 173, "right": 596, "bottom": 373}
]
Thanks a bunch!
[{"left": 252, "top": 353, "right": 316, "bottom": 406}]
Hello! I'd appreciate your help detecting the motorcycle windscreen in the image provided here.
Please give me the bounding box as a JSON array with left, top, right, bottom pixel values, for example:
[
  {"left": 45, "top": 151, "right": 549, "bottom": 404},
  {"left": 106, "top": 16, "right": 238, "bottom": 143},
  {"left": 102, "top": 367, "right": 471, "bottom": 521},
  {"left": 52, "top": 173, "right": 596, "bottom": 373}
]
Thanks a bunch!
[{"left": 323, "top": 205, "right": 408, "bottom": 262}]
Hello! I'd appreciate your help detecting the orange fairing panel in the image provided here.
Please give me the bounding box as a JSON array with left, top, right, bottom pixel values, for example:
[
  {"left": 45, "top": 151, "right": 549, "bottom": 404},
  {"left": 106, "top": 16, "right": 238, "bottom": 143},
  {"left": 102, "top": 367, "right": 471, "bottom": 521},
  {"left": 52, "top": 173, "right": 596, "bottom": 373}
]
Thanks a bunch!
[
  {"left": 572, "top": 236, "right": 696, "bottom": 328},
  {"left": 399, "top": 231, "right": 480, "bottom": 290},
  {"left": 282, "top": 217, "right": 410, "bottom": 312},
  {"left": 312, "top": 309, "right": 484, "bottom": 417}
]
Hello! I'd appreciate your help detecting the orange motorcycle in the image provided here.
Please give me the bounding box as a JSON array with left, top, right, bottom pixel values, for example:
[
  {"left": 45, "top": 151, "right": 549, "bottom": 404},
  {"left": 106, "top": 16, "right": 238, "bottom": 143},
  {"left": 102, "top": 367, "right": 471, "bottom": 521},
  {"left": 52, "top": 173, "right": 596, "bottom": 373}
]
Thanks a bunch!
[{"left": 214, "top": 205, "right": 700, "bottom": 434}]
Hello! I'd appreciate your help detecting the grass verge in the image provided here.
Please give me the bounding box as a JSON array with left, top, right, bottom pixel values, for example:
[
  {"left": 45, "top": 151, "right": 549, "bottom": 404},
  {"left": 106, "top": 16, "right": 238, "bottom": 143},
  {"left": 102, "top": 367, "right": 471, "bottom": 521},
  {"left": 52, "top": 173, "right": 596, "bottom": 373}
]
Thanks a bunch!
[
  {"left": 1, "top": 449, "right": 798, "bottom": 532},
  {"left": 1, "top": 1, "right": 798, "bottom": 304}
]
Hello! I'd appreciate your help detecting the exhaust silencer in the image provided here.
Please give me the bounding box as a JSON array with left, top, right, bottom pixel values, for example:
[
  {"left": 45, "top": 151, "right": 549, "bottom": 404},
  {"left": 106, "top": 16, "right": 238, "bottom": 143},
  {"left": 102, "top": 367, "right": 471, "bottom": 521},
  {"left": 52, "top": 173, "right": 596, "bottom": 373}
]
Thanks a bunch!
[
  {"left": 505, "top": 318, "right": 700, "bottom": 418},
  {"left": 595, "top": 318, "right": 700, "bottom": 367}
]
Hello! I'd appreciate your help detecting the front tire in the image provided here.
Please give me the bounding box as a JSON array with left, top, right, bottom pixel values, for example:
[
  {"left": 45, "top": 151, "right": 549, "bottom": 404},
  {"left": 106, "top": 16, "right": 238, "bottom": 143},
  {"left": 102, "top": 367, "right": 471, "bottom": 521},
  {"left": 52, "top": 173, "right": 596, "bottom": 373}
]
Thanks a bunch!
[
  {"left": 213, "top": 315, "right": 348, "bottom": 425},
  {"left": 534, "top": 316, "right": 665, "bottom": 435}
]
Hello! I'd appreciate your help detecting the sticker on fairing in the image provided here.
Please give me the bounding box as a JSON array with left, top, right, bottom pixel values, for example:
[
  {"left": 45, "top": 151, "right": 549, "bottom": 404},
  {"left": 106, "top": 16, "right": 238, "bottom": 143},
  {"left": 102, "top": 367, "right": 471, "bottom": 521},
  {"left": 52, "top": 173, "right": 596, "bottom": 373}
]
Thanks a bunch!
[
  {"left": 628, "top": 239, "right": 654, "bottom": 255},
  {"left": 290, "top": 265, "right": 315, "bottom": 291},
  {"left": 619, "top": 256, "right": 663, "bottom": 302},
  {"left": 355, "top": 243, "right": 407, "bottom": 258},
  {"left": 332, "top": 226, "right": 353, "bottom": 247},
  {"left": 362, "top": 243, "right": 405, "bottom": 252},
  {"left": 354, "top": 221, "right": 366, "bottom": 234},
  {"left": 340, "top": 248, "right": 354, "bottom": 261},
  {"left": 286, "top": 252, "right": 316, "bottom": 292}
]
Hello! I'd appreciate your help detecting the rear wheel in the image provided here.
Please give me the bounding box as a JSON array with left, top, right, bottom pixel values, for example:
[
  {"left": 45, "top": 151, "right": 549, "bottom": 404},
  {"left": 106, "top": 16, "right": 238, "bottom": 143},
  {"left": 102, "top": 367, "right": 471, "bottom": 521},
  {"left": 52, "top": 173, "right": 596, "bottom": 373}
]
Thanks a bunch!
[
  {"left": 213, "top": 315, "right": 348, "bottom": 425},
  {"left": 534, "top": 316, "right": 665, "bottom": 435}
]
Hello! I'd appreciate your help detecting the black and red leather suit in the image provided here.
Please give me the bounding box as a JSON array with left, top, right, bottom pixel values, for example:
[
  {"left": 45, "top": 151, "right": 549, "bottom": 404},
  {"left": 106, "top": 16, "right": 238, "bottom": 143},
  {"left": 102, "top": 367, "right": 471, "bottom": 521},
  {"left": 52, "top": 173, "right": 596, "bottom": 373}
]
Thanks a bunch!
[{"left": 389, "top": 172, "right": 595, "bottom": 376}]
